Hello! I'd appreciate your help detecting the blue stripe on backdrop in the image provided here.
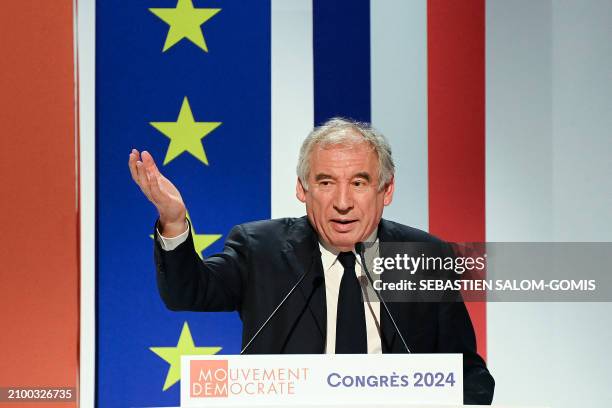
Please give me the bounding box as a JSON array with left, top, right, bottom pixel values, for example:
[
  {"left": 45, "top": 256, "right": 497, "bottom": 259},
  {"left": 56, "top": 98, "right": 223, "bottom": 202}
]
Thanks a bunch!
[
  {"left": 313, "top": 0, "right": 371, "bottom": 124},
  {"left": 96, "top": 0, "right": 270, "bottom": 406}
]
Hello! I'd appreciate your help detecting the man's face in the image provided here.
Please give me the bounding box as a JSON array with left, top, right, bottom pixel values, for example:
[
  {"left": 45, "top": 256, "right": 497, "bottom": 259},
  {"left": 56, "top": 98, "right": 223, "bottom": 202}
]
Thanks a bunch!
[{"left": 296, "top": 140, "right": 394, "bottom": 251}]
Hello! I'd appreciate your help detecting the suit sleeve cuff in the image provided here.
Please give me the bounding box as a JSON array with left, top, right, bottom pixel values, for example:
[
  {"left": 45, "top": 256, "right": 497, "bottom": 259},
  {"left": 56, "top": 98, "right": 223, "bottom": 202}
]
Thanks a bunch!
[{"left": 156, "top": 220, "right": 190, "bottom": 251}]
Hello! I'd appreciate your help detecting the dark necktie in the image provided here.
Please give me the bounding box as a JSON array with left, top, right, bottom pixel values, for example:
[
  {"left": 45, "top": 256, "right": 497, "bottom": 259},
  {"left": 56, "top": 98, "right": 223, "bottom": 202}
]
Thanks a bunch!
[{"left": 335, "top": 251, "right": 367, "bottom": 353}]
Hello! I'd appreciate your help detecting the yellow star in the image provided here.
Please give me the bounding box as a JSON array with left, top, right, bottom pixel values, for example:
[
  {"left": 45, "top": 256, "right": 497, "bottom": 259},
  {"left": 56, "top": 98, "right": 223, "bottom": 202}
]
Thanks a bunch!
[
  {"left": 151, "top": 211, "right": 222, "bottom": 259},
  {"left": 150, "top": 0, "right": 221, "bottom": 52},
  {"left": 150, "top": 321, "right": 222, "bottom": 391},
  {"left": 150, "top": 97, "right": 221, "bottom": 166},
  {"left": 186, "top": 212, "right": 222, "bottom": 259}
]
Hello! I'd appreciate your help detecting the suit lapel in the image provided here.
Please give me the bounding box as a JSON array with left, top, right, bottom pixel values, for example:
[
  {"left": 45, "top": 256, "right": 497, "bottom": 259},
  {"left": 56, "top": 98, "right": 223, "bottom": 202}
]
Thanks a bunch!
[
  {"left": 277, "top": 218, "right": 407, "bottom": 353},
  {"left": 281, "top": 217, "right": 327, "bottom": 346}
]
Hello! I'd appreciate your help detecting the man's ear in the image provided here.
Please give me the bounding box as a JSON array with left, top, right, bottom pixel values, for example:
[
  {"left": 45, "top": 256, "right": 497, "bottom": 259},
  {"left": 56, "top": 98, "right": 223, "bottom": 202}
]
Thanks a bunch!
[
  {"left": 383, "top": 176, "right": 395, "bottom": 206},
  {"left": 296, "top": 178, "right": 307, "bottom": 203}
]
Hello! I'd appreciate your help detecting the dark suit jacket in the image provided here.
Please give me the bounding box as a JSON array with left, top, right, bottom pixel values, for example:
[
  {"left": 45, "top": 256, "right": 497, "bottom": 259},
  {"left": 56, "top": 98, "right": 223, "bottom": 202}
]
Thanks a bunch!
[{"left": 154, "top": 216, "right": 494, "bottom": 404}]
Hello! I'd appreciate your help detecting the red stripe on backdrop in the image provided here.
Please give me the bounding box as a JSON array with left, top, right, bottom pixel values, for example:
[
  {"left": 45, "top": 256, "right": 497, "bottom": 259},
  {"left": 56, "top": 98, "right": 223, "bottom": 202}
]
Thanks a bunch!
[
  {"left": 0, "top": 1, "right": 78, "bottom": 405},
  {"left": 427, "top": 0, "right": 487, "bottom": 358}
]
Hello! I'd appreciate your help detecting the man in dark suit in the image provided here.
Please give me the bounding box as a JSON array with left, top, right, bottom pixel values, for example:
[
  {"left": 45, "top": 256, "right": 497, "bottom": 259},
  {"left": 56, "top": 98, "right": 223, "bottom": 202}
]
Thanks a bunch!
[{"left": 129, "top": 118, "right": 494, "bottom": 404}]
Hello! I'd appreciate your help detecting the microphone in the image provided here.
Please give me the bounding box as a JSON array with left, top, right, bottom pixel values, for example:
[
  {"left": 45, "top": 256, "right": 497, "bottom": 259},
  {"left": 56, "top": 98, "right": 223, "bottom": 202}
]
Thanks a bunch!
[
  {"left": 240, "top": 259, "right": 316, "bottom": 355},
  {"left": 355, "top": 242, "right": 411, "bottom": 353}
]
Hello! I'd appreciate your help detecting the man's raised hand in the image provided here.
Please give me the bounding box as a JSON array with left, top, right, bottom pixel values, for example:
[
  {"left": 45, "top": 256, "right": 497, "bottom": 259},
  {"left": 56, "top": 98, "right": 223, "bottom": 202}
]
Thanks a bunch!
[{"left": 128, "top": 149, "right": 187, "bottom": 237}]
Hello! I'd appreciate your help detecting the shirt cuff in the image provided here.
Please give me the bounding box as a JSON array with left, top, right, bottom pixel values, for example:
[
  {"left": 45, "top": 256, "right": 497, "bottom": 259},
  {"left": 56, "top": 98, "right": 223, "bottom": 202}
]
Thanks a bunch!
[{"left": 157, "top": 220, "right": 190, "bottom": 251}]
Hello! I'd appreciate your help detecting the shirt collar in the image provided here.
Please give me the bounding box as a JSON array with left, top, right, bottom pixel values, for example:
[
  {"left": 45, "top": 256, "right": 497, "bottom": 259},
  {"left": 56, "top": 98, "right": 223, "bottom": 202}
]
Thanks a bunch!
[{"left": 318, "top": 228, "right": 378, "bottom": 273}]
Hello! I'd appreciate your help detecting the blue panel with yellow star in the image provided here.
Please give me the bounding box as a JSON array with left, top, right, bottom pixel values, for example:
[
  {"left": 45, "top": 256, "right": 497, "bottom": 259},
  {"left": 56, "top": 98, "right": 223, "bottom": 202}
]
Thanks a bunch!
[{"left": 96, "top": 0, "right": 270, "bottom": 406}]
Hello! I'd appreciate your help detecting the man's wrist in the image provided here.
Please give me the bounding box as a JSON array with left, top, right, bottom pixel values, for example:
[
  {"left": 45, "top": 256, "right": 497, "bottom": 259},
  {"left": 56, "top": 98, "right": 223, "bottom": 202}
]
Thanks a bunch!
[{"left": 159, "top": 218, "right": 188, "bottom": 238}]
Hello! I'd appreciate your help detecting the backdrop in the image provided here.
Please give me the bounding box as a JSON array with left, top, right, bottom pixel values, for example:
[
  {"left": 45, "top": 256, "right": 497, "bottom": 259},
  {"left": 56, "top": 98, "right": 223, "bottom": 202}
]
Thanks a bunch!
[{"left": 2, "top": 1, "right": 610, "bottom": 408}]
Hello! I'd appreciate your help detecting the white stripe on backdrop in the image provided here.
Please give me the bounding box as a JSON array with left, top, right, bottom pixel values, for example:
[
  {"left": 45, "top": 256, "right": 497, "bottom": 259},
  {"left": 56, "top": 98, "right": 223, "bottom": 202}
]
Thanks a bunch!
[
  {"left": 371, "top": 0, "right": 429, "bottom": 231},
  {"left": 486, "top": 0, "right": 612, "bottom": 407},
  {"left": 271, "top": 0, "right": 313, "bottom": 219},
  {"left": 77, "top": 0, "right": 96, "bottom": 407}
]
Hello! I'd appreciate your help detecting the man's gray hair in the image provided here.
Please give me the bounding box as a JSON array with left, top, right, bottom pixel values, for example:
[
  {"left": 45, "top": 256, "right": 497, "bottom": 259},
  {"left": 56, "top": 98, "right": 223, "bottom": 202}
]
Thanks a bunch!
[{"left": 297, "top": 117, "right": 395, "bottom": 191}]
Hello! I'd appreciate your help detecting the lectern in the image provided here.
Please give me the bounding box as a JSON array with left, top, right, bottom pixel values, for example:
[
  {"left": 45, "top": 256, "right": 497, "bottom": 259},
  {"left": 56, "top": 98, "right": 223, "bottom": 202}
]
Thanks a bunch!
[{"left": 180, "top": 354, "right": 462, "bottom": 406}]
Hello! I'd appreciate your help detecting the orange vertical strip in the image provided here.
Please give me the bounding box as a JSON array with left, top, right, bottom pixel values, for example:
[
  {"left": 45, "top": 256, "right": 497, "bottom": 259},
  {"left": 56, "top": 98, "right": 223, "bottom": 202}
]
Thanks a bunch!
[
  {"left": 0, "top": 1, "right": 78, "bottom": 406},
  {"left": 427, "top": 0, "right": 487, "bottom": 359}
]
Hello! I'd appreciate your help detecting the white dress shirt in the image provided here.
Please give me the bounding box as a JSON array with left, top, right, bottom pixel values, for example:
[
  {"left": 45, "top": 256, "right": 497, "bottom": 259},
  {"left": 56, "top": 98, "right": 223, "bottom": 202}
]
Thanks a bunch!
[
  {"left": 157, "top": 223, "right": 382, "bottom": 354},
  {"left": 318, "top": 230, "right": 382, "bottom": 354}
]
